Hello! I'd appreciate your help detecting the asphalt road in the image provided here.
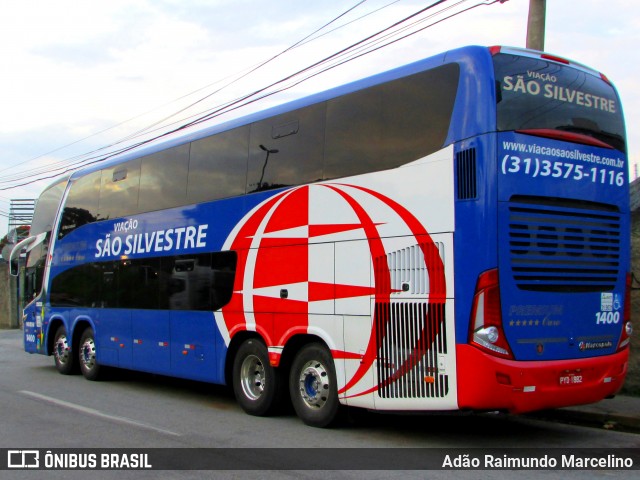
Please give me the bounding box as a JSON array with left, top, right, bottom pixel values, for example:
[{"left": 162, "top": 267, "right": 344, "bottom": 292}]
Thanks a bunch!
[{"left": 0, "top": 328, "right": 638, "bottom": 479}]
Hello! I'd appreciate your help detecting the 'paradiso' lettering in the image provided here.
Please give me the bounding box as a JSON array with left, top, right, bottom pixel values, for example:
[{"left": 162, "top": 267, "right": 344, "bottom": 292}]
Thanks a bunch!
[{"left": 95, "top": 224, "right": 208, "bottom": 258}]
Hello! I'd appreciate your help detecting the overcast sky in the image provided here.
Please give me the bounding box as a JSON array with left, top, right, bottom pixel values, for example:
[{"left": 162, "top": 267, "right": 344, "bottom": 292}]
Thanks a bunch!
[{"left": 0, "top": 0, "right": 638, "bottom": 237}]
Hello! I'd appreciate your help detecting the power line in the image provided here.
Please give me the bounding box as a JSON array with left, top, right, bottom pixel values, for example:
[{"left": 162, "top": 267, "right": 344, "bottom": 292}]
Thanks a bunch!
[
  {"left": 129, "top": 0, "right": 499, "bottom": 134},
  {"left": 0, "top": 1, "right": 377, "bottom": 183},
  {"left": 0, "top": 0, "right": 403, "bottom": 188},
  {"left": 3, "top": 1, "right": 452, "bottom": 188},
  {"left": 1, "top": 0, "right": 495, "bottom": 190},
  {"left": 115, "top": 1, "right": 374, "bottom": 147},
  {"left": 0, "top": 0, "right": 506, "bottom": 191}
]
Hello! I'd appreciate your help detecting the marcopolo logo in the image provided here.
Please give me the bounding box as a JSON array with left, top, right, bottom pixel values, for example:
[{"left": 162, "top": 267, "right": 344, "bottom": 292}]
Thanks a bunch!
[{"left": 579, "top": 340, "right": 613, "bottom": 352}]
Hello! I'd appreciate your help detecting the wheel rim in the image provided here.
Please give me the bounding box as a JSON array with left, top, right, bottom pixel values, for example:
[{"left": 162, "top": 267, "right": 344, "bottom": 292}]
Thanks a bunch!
[
  {"left": 240, "top": 354, "right": 265, "bottom": 401},
  {"left": 298, "top": 360, "right": 330, "bottom": 410},
  {"left": 54, "top": 334, "right": 71, "bottom": 365},
  {"left": 80, "top": 336, "right": 96, "bottom": 371}
]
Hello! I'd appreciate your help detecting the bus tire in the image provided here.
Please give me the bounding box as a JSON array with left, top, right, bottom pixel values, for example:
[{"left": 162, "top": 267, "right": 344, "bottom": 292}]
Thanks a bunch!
[
  {"left": 232, "top": 338, "right": 283, "bottom": 416},
  {"left": 53, "top": 325, "right": 76, "bottom": 375},
  {"left": 79, "top": 328, "right": 101, "bottom": 381},
  {"left": 289, "top": 343, "right": 339, "bottom": 428}
]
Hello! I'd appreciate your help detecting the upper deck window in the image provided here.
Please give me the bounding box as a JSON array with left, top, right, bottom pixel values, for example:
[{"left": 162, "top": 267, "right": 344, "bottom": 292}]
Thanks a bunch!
[
  {"left": 324, "top": 63, "right": 459, "bottom": 179},
  {"left": 139, "top": 144, "right": 189, "bottom": 212},
  {"left": 30, "top": 178, "right": 66, "bottom": 236},
  {"left": 98, "top": 158, "right": 141, "bottom": 220},
  {"left": 58, "top": 171, "right": 101, "bottom": 239},
  {"left": 55, "top": 62, "right": 460, "bottom": 238}
]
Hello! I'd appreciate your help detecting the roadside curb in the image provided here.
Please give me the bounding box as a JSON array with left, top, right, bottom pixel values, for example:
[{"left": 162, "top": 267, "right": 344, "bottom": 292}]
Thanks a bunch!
[{"left": 526, "top": 398, "right": 640, "bottom": 434}]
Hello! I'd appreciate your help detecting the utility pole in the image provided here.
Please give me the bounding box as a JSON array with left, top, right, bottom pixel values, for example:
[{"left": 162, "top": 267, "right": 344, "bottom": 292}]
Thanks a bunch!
[{"left": 526, "top": 0, "right": 546, "bottom": 51}]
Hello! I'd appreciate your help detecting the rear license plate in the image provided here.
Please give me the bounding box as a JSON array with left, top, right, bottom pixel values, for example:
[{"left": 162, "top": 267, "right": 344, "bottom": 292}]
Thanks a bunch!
[{"left": 559, "top": 373, "right": 583, "bottom": 386}]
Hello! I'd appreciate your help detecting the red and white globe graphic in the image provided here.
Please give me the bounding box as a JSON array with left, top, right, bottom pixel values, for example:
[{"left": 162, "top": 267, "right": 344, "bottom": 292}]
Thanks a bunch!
[{"left": 219, "top": 183, "right": 446, "bottom": 398}]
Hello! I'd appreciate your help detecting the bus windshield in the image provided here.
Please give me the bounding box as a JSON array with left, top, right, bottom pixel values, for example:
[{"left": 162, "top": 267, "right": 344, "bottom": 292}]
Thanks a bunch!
[
  {"left": 493, "top": 52, "right": 626, "bottom": 153},
  {"left": 22, "top": 178, "right": 67, "bottom": 300}
]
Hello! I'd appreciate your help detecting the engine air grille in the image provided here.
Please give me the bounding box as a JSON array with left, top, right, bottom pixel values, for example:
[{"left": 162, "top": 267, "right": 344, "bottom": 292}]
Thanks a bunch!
[
  {"left": 508, "top": 196, "right": 621, "bottom": 292},
  {"left": 376, "top": 301, "right": 448, "bottom": 399},
  {"left": 385, "top": 242, "right": 445, "bottom": 295},
  {"left": 456, "top": 148, "right": 477, "bottom": 200}
]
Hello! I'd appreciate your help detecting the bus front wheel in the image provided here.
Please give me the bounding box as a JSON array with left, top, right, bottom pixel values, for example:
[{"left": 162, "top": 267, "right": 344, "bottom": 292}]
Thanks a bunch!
[
  {"left": 53, "top": 325, "right": 76, "bottom": 375},
  {"left": 289, "top": 343, "right": 339, "bottom": 428},
  {"left": 232, "top": 338, "right": 283, "bottom": 416},
  {"left": 79, "top": 328, "right": 101, "bottom": 381}
]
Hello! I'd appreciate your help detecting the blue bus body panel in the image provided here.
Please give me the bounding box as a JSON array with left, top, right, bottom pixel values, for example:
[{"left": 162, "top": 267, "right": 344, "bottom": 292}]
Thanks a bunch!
[
  {"left": 452, "top": 133, "right": 500, "bottom": 344},
  {"left": 95, "top": 309, "right": 132, "bottom": 368},
  {"left": 497, "top": 132, "right": 629, "bottom": 206},
  {"left": 131, "top": 310, "right": 170, "bottom": 372},
  {"left": 23, "top": 306, "right": 43, "bottom": 354},
  {"left": 47, "top": 194, "right": 259, "bottom": 383},
  {"left": 443, "top": 47, "right": 497, "bottom": 148},
  {"left": 453, "top": 130, "right": 630, "bottom": 362},
  {"left": 171, "top": 311, "right": 225, "bottom": 383},
  {"left": 496, "top": 132, "right": 630, "bottom": 360},
  {"left": 52, "top": 194, "right": 254, "bottom": 269}
]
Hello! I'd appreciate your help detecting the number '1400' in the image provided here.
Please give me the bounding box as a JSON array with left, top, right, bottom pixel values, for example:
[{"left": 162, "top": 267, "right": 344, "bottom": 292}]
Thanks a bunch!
[{"left": 595, "top": 311, "right": 620, "bottom": 325}]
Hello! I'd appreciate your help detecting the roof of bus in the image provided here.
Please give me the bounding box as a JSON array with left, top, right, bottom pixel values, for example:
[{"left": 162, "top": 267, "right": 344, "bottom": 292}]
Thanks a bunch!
[{"left": 67, "top": 45, "right": 491, "bottom": 182}]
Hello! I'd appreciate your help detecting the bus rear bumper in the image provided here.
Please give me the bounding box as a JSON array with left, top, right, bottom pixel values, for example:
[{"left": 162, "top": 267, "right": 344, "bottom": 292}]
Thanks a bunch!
[{"left": 456, "top": 344, "right": 629, "bottom": 414}]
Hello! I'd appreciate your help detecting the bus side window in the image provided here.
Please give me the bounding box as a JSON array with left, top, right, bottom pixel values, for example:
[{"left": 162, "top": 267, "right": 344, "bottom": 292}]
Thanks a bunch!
[
  {"left": 210, "top": 251, "right": 237, "bottom": 311},
  {"left": 58, "top": 171, "right": 101, "bottom": 240},
  {"left": 165, "top": 251, "right": 237, "bottom": 311},
  {"left": 99, "top": 159, "right": 141, "bottom": 220},
  {"left": 380, "top": 63, "right": 459, "bottom": 167},
  {"left": 138, "top": 144, "right": 189, "bottom": 213},
  {"left": 324, "top": 88, "right": 382, "bottom": 180},
  {"left": 247, "top": 103, "right": 325, "bottom": 193},
  {"left": 188, "top": 126, "right": 249, "bottom": 204},
  {"left": 324, "top": 63, "right": 459, "bottom": 180}
]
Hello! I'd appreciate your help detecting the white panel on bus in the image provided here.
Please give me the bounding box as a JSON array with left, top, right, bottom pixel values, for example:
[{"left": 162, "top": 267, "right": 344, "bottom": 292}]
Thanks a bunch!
[
  {"left": 341, "top": 314, "right": 375, "bottom": 409},
  {"left": 335, "top": 240, "right": 372, "bottom": 317},
  {"left": 308, "top": 243, "right": 335, "bottom": 315}
]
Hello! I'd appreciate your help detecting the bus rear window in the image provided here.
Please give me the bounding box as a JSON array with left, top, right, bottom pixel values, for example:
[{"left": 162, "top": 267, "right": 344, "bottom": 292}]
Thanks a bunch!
[{"left": 493, "top": 53, "right": 626, "bottom": 153}]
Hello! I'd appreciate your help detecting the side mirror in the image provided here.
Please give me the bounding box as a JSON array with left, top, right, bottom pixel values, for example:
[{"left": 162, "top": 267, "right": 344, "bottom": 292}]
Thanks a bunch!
[{"left": 8, "top": 234, "right": 45, "bottom": 277}]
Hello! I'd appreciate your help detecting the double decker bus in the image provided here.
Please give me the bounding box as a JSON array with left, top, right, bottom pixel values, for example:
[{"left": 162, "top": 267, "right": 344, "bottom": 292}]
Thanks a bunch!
[{"left": 14, "top": 45, "right": 631, "bottom": 427}]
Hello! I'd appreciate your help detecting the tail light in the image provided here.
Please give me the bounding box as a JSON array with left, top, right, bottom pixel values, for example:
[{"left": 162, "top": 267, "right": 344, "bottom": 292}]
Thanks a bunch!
[
  {"left": 600, "top": 72, "right": 613, "bottom": 86},
  {"left": 541, "top": 53, "right": 570, "bottom": 65},
  {"left": 469, "top": 269, "right": 513, "bottom": 359},
  {"left": 617, "top": 273, "right": 633, "bottom": 351}
]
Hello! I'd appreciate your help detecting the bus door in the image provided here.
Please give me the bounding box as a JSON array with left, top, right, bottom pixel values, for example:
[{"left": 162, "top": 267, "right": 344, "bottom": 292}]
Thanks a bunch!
[
  {"left": 166, "top": 256, "right": 226, "bottom": 383},
  {"left": 15, "top": 233, "right": 49, "bottom": 354}
]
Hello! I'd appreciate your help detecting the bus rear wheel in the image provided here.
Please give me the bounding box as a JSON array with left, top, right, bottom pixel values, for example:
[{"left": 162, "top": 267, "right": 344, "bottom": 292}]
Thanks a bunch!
[
  {"left": 232, "top": 338, "right": 283, "bottom": 416},
  {"left": 79, "top": 328, "right": 101, "bottom": 381},
  {"left": 289, "top": 343, "right": 339, "bottom": 428},
  {"left": 53, "top": 325, "right": 76, "bottom": 375}
]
